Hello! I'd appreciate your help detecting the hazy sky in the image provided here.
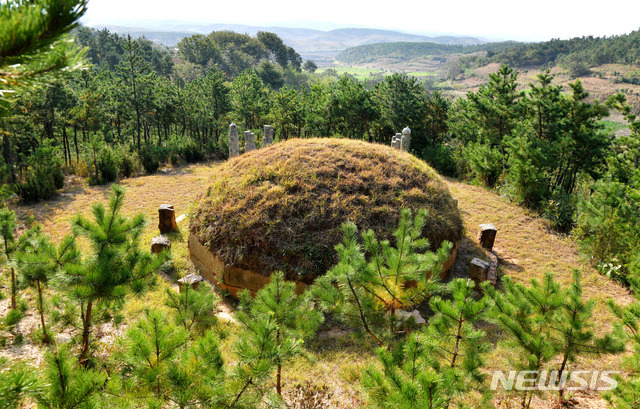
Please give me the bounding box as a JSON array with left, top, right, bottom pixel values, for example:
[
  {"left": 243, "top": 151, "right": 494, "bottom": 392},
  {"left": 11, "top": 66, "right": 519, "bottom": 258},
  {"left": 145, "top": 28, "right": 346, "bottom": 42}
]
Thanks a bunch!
[{"left": 84, "top": 0, "right": 640, "bottom": 41}]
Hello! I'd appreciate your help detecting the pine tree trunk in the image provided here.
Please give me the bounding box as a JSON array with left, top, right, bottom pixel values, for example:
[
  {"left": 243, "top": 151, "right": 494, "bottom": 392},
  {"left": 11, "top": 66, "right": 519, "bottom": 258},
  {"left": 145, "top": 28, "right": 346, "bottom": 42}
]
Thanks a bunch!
[
  {"left": 37, "top": 280, "right": 50, "bottom": 344},
  {"left": 276, "top": 327, "right": 282, "bottom": 395},
  {"left": 277, "top": 363, "right": 282, "bottom": 395},
  {"left": 74, "top": 125, "right": 79, "bottom": 162},
  {"left": 10, "top": 266, "right": 16, "bottom": 310},
  {"left": 2, "top": 134, "right": 17, "bottom": 184},
  {"left": 80, "top": 300, "right": 93, "bottom": 365}
]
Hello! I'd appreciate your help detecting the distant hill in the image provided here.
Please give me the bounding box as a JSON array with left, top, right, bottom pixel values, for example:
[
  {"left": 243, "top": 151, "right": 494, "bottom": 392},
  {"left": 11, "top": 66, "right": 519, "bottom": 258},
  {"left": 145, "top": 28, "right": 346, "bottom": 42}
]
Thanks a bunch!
[
  {"left": 336, "top": 41, "right": 519, "bottom": 64},
  {"left": 486, "top": 30, "right": 640, "bottom": 68},
  {"left": 92, "top": 23, "right": 486, "bottom": 61}
]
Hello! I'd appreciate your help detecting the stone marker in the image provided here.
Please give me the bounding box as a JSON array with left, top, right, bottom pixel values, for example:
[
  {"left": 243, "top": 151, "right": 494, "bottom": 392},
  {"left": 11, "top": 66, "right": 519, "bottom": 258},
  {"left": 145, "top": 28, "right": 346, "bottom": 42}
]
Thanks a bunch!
[
  {"left": 245, "top": 131, "right": 255, "bottom": 152},
  {"left": 158, "top": 204, "right": 177, "bottom": 233},
  {"left": 263, "top": 125, "right": 274, "bottom": 147},
  {"left": 151, "top": 235, "right": 171, "bottom": 254},
  {"left": 392, "top": 133, "right": 402, "bottom": 149},
  {"left": 487, "top": 251, "right": 499, "bottom": 286},
  {"left": 178, "top": 273, "right": 204, "bottom": 292},
  {"left": 479, "top": 223, "right": 497, "bottom": 251},
  {"left": 401, "top": 126, "right": 411, "bottom": 151},
  {"left": 469, "top": 257, "right": 489, "bottom": 286},
  {"left": 229, "top": 123, "right": 239, "bottom": 158}
]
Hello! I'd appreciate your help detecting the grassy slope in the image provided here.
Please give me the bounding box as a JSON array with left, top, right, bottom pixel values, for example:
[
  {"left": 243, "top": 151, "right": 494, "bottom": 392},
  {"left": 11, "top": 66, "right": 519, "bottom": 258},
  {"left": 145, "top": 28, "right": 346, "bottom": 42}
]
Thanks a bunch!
[{"left": 5, "top": 160, "right": 633, "bottom": 408}]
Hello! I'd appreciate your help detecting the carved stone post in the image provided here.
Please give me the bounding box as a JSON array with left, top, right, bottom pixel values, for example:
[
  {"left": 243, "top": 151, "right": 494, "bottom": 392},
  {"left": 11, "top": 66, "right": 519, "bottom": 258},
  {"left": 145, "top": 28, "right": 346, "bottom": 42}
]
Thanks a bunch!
[
  {"left": 229, "top": 123, "right": 239, "bottom": 158},
  {"left": 245, "top": 131, "right": 255, "bottom": 152},
  {"left": 158, "top": 204, "right": 177, "bottom": 233},
  {"left": 401, "top": 126, "right": 411, "bottom": 151},
  {"left": 469, "top": 257, "right": 489, "bottom": 287},
  {"left": 151, "top": 235, "right": 171, "bottom": 254},
  {"left": 178, "top": 273, "right": 204, "bottom": 293},
  {"left": 263, "top": 125, "right": 274, "bottom": 148},
  {"left": 392, "top": 133, "right": 402, "bottom": 149},
  {"left": 479, "top": 223, "right": 497, "bottom": 251}
]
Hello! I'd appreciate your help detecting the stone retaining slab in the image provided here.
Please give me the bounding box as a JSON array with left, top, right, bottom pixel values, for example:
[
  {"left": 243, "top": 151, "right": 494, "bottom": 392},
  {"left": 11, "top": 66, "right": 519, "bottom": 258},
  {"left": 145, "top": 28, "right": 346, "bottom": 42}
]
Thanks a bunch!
[{"left": 189, "top": 234, "right": 458, "bottom": 297}]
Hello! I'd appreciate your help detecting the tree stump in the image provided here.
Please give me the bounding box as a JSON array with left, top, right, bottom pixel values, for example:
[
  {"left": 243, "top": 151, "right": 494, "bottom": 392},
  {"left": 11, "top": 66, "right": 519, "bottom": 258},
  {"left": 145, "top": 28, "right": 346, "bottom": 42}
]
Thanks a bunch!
[
  {"left": 151, "top": 235, "right": 171, "bottom": 254},
  {"left": 479, "top": 223, "right": 497, "bottom": 251},
  {"left": 158, "top": 204, "right": 177, "bottom": 233}
]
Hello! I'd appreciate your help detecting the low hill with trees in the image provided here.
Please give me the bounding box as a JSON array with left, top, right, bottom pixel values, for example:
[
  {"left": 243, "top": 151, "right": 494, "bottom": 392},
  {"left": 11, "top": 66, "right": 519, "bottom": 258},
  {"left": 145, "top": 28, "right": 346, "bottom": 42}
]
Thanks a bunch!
[
  {"left": 482, "top": 29, "right": 640, "bottom": 76},
  {"left": 336, "top": 41, "right": 517, "bottom": 65}
]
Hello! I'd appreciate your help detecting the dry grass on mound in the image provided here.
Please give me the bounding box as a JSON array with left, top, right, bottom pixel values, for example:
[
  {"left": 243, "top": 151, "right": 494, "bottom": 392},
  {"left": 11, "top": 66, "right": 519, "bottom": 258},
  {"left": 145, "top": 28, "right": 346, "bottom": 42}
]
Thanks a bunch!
[{"left": 190, "top": 138, "right": 463, "bottom": 281}]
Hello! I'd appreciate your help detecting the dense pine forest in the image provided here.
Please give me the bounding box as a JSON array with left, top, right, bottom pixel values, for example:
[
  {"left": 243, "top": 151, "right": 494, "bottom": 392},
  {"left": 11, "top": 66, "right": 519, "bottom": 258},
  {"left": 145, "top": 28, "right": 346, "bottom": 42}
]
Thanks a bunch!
[{"left": 3, "top": 1, "right": 640, "bottom": 408}]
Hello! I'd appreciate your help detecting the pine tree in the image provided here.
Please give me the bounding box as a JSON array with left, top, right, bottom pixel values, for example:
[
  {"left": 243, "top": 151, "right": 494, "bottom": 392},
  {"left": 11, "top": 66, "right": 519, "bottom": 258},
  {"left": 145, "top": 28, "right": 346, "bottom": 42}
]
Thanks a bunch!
[
  {"left": 227, "top": 271, "right": 322, "bottom": 406},
  {"left": 483, "top": 273, "right": 563, "bottom": 408},
  {"left": 60, "top": 184, "right": 166, "bottom": 365},
  {"left": 310, "top": 208, "right": 451, "bottom": 348},
  {"left": 122, "top": 310, "right": 188, "bottom": 400},
  {"left": 226, "top": 307, "right": 280, "bottom": 407},
  {"left": 165, "top": 282, "right": 218, "bottom": 336},
  {"left": 484, "top": 271, "right": 623, "bottom": 407},
  {"left": 554, "top": 271, "right": 624, "bottom": 403},
  {"left": 165, "top": 329, "right": 226, "bottom": 408},
  {"left": 604, "top": 274, "right": 640, "bottom": 407},
  {"left": 0, "top": 358, "right": 41, "bottom": 409},
  {"left": 34, "top": 347, "right": 105, "bottom": 409},
  {"left": 362, "top": 278, "right": 490, "bottom": 409},
  {"left": 1, "top": 0, "right": 88, "bottom": 183},
  {"left": 0, "top": 207, "right": 19, "bottom": 310},
  {"left": 14, "top": 228, "right": 79, "bottom": 344}
]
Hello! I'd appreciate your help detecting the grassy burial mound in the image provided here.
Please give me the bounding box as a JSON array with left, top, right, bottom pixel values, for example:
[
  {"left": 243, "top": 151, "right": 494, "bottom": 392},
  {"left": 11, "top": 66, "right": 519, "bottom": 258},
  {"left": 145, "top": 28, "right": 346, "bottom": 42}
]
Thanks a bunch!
[{"left": 189, "top": 138, "right": 463, "bottom": 290}]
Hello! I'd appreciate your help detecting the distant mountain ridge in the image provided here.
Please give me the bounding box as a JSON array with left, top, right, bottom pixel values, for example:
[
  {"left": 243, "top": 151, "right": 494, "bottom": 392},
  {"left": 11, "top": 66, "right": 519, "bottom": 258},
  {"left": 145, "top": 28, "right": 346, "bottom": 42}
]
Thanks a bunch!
[{"left": 91, "top": 22, "right": 486, "bottom": 61}]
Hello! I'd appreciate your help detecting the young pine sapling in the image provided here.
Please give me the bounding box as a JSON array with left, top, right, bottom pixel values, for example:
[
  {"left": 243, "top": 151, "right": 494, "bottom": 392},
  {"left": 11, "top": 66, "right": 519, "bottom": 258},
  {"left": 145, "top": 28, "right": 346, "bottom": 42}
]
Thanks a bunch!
[
  {"left": 363, "top": 278, "right": 490, "bottom": 409},
  {"left": 310, "top": 208, "right": 451, "bottom": 348}
]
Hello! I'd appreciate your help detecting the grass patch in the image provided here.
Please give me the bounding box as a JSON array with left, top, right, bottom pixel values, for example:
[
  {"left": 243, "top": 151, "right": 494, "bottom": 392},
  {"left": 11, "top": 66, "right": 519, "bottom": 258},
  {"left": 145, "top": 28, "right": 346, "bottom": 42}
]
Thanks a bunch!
[{"left": 601, "top": 119, "right": 629, "bottom": 134}]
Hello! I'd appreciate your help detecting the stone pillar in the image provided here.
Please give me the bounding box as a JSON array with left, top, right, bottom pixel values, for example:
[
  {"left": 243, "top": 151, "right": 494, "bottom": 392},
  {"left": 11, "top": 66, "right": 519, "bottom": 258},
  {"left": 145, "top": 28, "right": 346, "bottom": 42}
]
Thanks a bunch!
[
  {"left": 479, "top": 223, "right": 497, "bottom": 251},
  {"left": 245, "top": 131, "right": 255, "bottom": 152},
  {"left": 263, "top": 125, "right": 274, "bottom": 148},
  {"left": 469, "top": 257, "right": 489, "bottom": 287},
  {"left": 158, "top": 204, "right": 177, "bottom": 233},
  {"left": 401, "top": 126, "right": 411, "bottom": 151},
  {"left": 151, "top": 235, "right": 171, "bottom": 254},
  {"left": 392, "top": 133, "right": 402, "bottom": 149},
  {"left": 229, "top": 123, "right": 239, "bottom": 158}
]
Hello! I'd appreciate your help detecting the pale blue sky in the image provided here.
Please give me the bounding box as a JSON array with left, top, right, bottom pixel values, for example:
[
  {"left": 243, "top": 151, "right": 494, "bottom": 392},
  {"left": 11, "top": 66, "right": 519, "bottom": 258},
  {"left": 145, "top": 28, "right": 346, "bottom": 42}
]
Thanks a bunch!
[{"left": 84, "top": 0, "right": 640, "bottom": 41}]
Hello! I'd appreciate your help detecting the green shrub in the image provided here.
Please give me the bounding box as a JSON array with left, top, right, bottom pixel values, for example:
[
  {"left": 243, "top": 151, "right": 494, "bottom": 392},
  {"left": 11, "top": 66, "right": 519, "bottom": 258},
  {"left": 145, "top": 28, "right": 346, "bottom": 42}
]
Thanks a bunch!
[
  {"left": 462, "top": 141, "right": 503, "bottom": 186},
  {"left": 575, "top": 173, "right": 640, "bottom": 282},
  {"left": 16, "top": 145, "right": 64, "bottom": 202},
  {"left": 140, "top": 144, "right": 161, "bottom": 174},
  {"left": 542, "top": 190, "right": 576, "bottom": 232},
  {"left": 420, "top": 143, "right": 458, "bottom": 177},
  {"left": 118, "top": 146, "right": 142, "bottom": 179},
  {"left": 168, "top": 136, "right": 204, "bottom": 163},
  {"left": 96, "top": 146, "right": 121, "bottom": 184}
]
